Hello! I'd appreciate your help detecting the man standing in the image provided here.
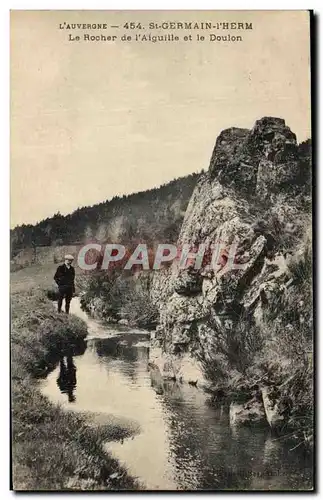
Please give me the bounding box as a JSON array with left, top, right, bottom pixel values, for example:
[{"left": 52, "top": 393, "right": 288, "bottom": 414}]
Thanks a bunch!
[{"left": 54, "top": 254, "right": 75, "bottom": 314}]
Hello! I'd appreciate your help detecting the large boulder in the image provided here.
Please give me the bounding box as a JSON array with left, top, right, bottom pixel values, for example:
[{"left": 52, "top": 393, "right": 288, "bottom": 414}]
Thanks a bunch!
[
  {"left": 261, "top": 386, "right": 285, "bottom": 430},
  {"left": 229, "top": 397, "right": 267, "bottom": 428}
]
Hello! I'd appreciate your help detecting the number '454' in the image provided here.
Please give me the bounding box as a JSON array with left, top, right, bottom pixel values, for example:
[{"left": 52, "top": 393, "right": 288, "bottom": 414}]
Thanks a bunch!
[{"left": 123, "top": 22, "right": 143, "bottom": 29}]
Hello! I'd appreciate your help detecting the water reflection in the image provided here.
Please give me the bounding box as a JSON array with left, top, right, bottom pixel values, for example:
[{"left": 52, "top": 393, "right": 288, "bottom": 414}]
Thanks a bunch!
[
  {"left": 41, "top": 301, "right": 313, "bottom": 491},
  {"left": 57, "top": 356, "right": 77, "bottom": 403},
  {"left": 95, "top": 336, "right": 149, "bottom": 384},
  {"left": 97, "top": 337, "right": 312, "bottom": 490}
]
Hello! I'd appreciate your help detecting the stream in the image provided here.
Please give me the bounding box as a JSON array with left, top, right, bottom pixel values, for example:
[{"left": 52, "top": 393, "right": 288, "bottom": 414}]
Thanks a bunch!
[{"left": 40, "top": 299, "right": 313, "bottom": 491}]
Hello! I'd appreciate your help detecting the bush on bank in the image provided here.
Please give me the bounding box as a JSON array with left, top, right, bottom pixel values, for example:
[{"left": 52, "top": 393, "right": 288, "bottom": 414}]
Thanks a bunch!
[{"left": 79, "top": 270, "right": 158, "bottom": 328}]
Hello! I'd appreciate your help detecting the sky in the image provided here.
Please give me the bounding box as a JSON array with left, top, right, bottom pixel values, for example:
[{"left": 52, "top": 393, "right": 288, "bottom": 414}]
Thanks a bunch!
[{"left": 10, "top": 10, "right": 311, "bottom": 227}]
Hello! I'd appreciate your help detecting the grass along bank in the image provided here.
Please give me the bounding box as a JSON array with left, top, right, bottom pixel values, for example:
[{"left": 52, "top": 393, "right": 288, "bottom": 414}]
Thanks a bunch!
[{"left": 11, "top": 288, "right": 140, "bottom": 491}]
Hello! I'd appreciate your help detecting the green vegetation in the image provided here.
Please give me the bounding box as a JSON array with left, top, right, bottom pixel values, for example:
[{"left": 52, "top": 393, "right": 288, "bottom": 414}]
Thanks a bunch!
[
  {"left": 197, "top": 223, "right": 313, "bottom": 447},
  {"left": 10, "top": 262, "right": 59, "bottom": 294},
  {"left": 259, "top": 237, "right": 313, "bottom": 445},
  {"left": 79, "top": 270, "right": 158, "bottom": 328},
  {"left": 11, "top": 173, "right": 199, "bottom": 256},
  {"left": 11, "top": 289, "right": 140, "bottom": 491}
]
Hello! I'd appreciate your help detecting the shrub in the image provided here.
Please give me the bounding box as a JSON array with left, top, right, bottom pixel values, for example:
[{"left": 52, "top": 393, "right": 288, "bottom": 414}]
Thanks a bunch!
[
  {"left": 80, "top": 270, "right": 158, "bottom": 328},
  {"left": 197, "top": 316, "right": 264, "bottom": 388},
  {"left": 119, "top": 274, "right": 159, "bottom": 328}
]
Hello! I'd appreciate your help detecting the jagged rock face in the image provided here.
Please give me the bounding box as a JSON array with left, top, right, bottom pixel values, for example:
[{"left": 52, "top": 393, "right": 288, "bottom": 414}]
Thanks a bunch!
[
  {"left": 209, "top": 117, "right": 299, "bottom": 198},
  {"left": 173, "top": 269, "right": 203, "bottom": 296},
  {"left": 151, "top": 117, "right": 310, "bottom": 386}
]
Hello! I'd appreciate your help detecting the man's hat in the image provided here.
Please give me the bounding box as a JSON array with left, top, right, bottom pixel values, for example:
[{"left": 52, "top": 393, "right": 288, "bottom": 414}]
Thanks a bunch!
[{"left": 64, "top": 254, "right": 74, "bottom": 260}]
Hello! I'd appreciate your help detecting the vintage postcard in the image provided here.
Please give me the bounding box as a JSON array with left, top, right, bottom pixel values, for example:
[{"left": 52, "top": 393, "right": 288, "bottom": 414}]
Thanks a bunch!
[{"left": 10, "top": 10, "right": 313, "bottom": 491}]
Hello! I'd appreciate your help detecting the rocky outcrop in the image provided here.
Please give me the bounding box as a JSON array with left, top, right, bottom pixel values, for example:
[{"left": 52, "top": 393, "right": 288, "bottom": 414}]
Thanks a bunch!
[
  {"left": 229, "top": 398, "right": 267, "bottom": 428},
  {"left": 150, "top": 117, "right": 311, "bottom": 402},
  {"left": 209, "top": 117, "right": 299, "bottom": 198},
  {"left": 261, "top": 386, "right": 285, "bottom": 430}
]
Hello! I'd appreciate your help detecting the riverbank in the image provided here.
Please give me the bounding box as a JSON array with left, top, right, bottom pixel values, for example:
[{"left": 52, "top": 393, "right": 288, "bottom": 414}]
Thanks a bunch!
[
  {"left": 11, "top": 287, "right": 140, "bottom": 491},
  {"left": 41, "top": 301, "right": 313, "bottom": 491}
]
